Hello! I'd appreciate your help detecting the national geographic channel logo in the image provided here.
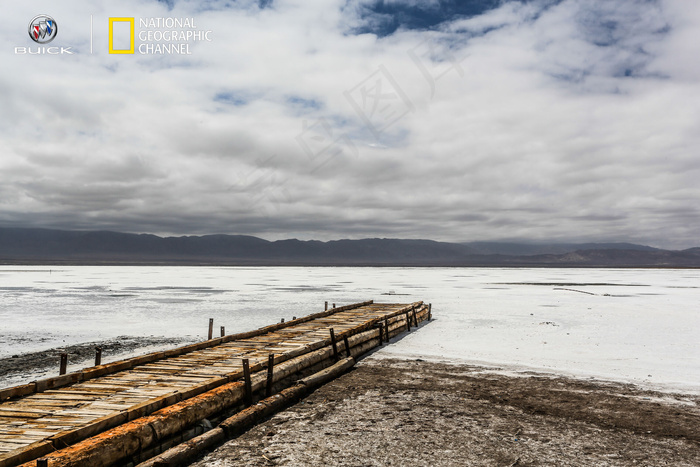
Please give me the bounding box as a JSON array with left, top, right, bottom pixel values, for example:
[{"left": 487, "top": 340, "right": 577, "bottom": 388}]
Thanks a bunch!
[
  {"left": 109, "top": 17, "right": 213, "bottom": 55},
  {"left": 15, "top": 14, "right": 73, "bottom": 55}
]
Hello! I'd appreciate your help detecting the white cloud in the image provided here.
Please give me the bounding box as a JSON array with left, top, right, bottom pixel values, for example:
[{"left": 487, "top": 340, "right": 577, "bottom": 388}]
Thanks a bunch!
[{"left": 0, "top": 0, "right": 698, "bottom": 248}]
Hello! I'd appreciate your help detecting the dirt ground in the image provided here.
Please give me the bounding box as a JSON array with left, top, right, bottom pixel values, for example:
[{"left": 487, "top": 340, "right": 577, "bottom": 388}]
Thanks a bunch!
[{"left": 191, "top": 358, "right": 700, "bottom": 467}]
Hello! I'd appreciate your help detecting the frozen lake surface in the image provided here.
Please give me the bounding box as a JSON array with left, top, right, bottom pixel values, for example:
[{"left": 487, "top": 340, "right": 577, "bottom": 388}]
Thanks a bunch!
[{"left": 0, "top": 266, "right": 698, "bottom": 393}]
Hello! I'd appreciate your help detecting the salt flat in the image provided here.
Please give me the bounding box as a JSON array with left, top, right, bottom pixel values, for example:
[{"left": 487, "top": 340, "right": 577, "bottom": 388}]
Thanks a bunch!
[{"left": 1, "top": 266, "right": 698, "bottom": 393}]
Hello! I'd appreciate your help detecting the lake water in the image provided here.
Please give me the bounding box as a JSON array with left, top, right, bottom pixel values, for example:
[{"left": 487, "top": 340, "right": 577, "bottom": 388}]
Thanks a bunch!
[{"left": 1, "top": 266, "right": 698, "bottom": 393}]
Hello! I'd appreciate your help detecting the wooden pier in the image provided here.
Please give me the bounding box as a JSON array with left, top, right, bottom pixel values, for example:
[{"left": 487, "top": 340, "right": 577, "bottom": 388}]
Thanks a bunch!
[{"left": 0, "top": 300, "right": 431, "bottom": 467}]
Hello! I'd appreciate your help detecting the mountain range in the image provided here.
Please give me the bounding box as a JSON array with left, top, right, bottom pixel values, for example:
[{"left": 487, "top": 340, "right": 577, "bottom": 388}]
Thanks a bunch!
[{"left": 0, "top": 227, "right": 698, "bottom": 267}]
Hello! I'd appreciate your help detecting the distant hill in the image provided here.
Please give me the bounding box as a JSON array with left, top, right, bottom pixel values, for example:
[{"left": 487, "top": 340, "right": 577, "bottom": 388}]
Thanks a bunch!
[
  {"left": 0, "top": 227, "right": 698, "bottom": 267},
  {"left": 462, "top": 241, "right": 660, "bottom": 256}
]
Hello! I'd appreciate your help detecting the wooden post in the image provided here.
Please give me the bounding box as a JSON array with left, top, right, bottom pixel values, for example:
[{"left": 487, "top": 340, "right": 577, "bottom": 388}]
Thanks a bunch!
[
  {"left": 94, "top": 347, "right": 102, "bottom": 366},
  {"left": 265, "top": 354, "right": 275, "bottom": 398},
  {"left": 412, "top": 307, "right": 418, "bottom": 326},
  {"left": 242, "top": 358, "right": 252, "bottom": 407},
  {"left": 377, "top": 322, "right": 384, "bottom": 344},
  {"left": 280, "top": 318, "right": 285, "bottom": 323},
  {"left": 384, "top": 317, "right": 390, "bottom": 341},
  {"left": 220, "top": 326, "right": 225, "bottom": 337},
  {"left": 208, "top": 318, "right": 214, "bottom": 340},
  {"left": 325, "top": 301, "right": 328, "bottom": 311},
  {"left": 405, "top": 312, "right": 411, "bottom": 331},
  {"left": 59, "top": 353, "right": 67, "bottom": 375},
  {"left": 428, "top": 303, "right": 432, "bottom": 320},
  {"left": 343, "top": 335, "right": 351, "bottom": 358},
  {"left": 292, "top": 316, "right": 296, "bottom": 320},
  {"left": 329, "top": 328, "right": 339, "bottom": 361},
  {"left": 332, "top": 303, "right": 336, "bottom": 308},
  {"left": 36, "top": 459, "right": 48, "bottom": 467}
]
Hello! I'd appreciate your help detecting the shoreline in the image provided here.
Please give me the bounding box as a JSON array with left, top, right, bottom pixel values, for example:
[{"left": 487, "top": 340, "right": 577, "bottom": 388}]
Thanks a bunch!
[{"left": 370, "top": 351, "right": 700, "bottom": 397}]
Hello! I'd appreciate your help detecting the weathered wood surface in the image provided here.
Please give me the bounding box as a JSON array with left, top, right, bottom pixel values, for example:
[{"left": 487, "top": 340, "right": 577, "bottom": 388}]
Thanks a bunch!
[
  {"left": 0, "top": 301, "right": 425, "bottom": 467},
  {"left": 140, "top": 357, "right": 357, "bottom": 467}
]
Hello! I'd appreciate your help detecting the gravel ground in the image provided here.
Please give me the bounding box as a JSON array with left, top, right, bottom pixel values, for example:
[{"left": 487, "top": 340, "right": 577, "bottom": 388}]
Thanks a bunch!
[{"left": 191, "top": 358, "right": 700, "bottom": 467}]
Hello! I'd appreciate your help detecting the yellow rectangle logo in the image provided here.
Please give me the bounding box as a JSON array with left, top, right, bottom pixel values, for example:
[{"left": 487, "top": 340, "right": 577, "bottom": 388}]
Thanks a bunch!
[{"left": 109, "top": 18, "right": 134, "bottom": 54}]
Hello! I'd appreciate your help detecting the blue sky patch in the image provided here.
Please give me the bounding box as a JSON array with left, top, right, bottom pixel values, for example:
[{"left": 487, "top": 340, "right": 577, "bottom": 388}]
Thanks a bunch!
[
  {"left": 286, "top": 96, "right": 324, "bottom": 111},
  {"left": 214, "top": 91, "right": 252, "bottom": 106},
  {"left": 348, "top": 0, "right": 503, "bottom": 37}
]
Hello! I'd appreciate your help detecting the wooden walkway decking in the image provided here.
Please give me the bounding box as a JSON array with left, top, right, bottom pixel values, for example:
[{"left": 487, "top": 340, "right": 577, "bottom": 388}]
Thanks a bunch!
[{"left": 0, "top": 300, "right": 429, "bottom": 467}]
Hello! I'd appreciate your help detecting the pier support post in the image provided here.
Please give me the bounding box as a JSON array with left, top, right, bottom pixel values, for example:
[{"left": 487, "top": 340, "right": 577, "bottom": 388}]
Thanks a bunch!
[
  {"left": 325, "top": 301, "right": 328, "bottom": 311},
  {"left": 405, "top": 312, "right": 411, "bottom": 331},
  {"left": 377, "top": 322, "right": 384, "bottom": 344},
  {"left": 384, "top": 317, "right": 390, "bottom": 341},
  {"left": 208, "top": 318, "right": 214, "bottom": 340},
  {"left": 428, "top": 303, "right": 432, "bottom": 320},
  {"left": 412, "top": 307, "right": 418, "bottom": 327},
  {"left": 242, "top": 358, "right": 252, "bottom": 407},
  {"left": 95, "top": 347, "right": 102, "bottom": 366},
  {"left": 332, "top": 303, "right": 336, "bottom": 309},
  {"left": 329, "top": 328, "right": 339, "bottom": 361},
  {"left": 220, "top": 326, "right": 225, "bottom": 337},
  {"left": 343, "top": 335, "right": 351, "bottom": 357},
  {"left": 266, "top": 354, "right": 275, "bottom": 397},
  {"left": 59, "top": 353, "right": 67, "bottom": 375}
]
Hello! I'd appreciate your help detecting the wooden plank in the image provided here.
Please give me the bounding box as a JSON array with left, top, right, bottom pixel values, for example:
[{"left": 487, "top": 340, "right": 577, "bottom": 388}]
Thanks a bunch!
[{"left": 0, "top": 410, "right": 51, "bottom": 419}]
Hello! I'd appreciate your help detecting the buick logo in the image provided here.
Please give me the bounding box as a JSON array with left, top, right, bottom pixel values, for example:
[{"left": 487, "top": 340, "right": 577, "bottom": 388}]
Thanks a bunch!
[{"left": 28, "top": 15, "right": 58, "bottom": 44}]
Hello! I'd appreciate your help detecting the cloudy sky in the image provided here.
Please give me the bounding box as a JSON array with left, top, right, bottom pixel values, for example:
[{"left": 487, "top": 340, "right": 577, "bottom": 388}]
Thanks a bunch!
[{"left": 1, "top": 0, "right": 699, "bottom": 248}]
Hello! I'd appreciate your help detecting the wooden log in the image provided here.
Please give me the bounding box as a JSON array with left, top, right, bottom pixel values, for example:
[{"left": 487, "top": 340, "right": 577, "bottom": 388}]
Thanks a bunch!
[
  {"left": 0, "top": 383, "right": 36, "bottom": 402},
  {"left": 59, "top": 353, "right": 67, "bottom": 376},
  {"left": 207, "top": 319, "right": 214, "bottom": 340},
  {"left": 242, "top": 359, "right": 252, "bottom": 407},
  {"left": 143, "top": 427, "right": 226, "bottom": 467},
  {"left": 298, "top": 356, "right": 354, "bottom": 388}
]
